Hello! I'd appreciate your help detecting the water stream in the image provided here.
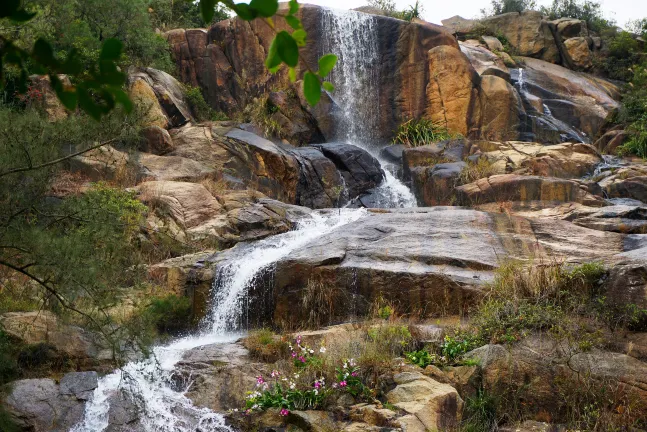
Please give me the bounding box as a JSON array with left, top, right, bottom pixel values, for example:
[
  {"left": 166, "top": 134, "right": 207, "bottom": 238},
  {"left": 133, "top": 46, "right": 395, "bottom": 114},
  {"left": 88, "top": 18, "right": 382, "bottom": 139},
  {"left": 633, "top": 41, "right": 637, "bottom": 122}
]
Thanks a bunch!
[
  {"left": 72, "top": 8, "right": 415, "bottom": 431},
  {"left": 320, "top": 8, "right": 417, "bottom": 208}
]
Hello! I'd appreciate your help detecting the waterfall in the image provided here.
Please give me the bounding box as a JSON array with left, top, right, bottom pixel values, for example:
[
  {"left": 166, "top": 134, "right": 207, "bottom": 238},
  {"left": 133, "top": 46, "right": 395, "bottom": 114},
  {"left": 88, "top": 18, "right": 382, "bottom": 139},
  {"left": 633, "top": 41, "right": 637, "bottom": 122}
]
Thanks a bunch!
[
  {"left": 72, "top": 209, "right": 367, "bottom": 432},
  {"left": 321, "top": 8, "right": 417, "bottom": 208}
]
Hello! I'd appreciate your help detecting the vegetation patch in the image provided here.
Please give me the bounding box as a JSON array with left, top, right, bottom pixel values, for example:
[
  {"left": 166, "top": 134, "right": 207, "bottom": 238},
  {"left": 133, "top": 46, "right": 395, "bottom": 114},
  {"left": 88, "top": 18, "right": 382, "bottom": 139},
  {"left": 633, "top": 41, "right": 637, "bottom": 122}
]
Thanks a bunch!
[
  {"left": 183, "top": 84, "right": 228, "bottom": 123},
  {"left": 392, "top": 118, "right": 456, "bottom": 147}
]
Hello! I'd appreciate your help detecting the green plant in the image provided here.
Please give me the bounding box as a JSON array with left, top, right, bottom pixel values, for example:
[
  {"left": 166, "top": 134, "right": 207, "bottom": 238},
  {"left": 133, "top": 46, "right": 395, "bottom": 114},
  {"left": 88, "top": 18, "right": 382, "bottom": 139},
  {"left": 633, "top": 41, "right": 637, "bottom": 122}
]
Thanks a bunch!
[
  {"left": 392, "top": 118, "right": 455, "bottom": 147},
  {"left": 244, "top": 329, "right": 285, "bottom": 362},
  {"left": 0, "top": 330, "right": 19, "bottom": 386},
  {"left": 145, "top": 294, "right": 193, "bottom": 335},
  {"left": 183, "top": 84, "right": 228, "bottom": 122},
  {"left": 245, "top": 95, "right": 284, "bottom": 138},
  {"left": 485, "top": 0, "right": 537, "bottom": 16},
  {"left": 460, "top": 157, "right": 496, "bottom": 184},
  {"left": 405, "top": 349, "right": 435, "bottom": 368},
  {"left": 540, "top": 0, "right": 613, "bottom": 32},
  {"left": 461, "top": 390, "right": 498, "bottom": 432}
]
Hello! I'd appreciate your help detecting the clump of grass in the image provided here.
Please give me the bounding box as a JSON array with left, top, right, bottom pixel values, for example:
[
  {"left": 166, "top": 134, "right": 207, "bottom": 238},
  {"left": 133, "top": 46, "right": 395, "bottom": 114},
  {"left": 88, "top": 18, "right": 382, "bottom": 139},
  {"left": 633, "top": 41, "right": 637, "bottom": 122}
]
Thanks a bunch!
[
  {"left": 392, "top": 118, "right": 456, "bottom": 147},
  {"left": 243, "top": 328, "right": 286, "bottom": 362},
  {"left": 473, "top": 260, "right": 607, "bottom": 344},
  {"left": 244, "top": 95, "right": 283, "bottom": 139},
  {"left": 459, "top": 157, "right": 496, "bottom": 184},
  {"left": 461, "top": 390, "right": 499, "bottom": 432}
]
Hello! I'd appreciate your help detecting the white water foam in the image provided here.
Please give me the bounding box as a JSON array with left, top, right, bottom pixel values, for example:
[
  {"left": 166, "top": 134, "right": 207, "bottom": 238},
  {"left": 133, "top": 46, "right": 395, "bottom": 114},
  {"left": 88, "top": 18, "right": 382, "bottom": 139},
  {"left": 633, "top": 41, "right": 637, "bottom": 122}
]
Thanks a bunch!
[{"left": 72, "top": 209, "right": 367, "bottom": 432}]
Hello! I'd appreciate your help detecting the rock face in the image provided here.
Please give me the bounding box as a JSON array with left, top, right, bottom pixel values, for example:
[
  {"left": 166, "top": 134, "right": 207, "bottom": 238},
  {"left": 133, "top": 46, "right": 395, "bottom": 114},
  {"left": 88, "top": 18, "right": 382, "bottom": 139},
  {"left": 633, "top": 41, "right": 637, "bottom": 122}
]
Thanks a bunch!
[
  {"left": 195, "top": 208, "right": 646, "bottom": 329},
  {"left": 4, "top": 372, "right": 98, "bottom": 431},
  {"left": 165, "top": 5, "right": 464, "bottom": 142},
  {"left": 467, "top": 341, "right": 647, "bottom": 423},
  {"left": 455, "top": 174, "right": 602, "bottom": 207},
  {"left": 0, "top": 311, "right": 99, "bottom": 362},
  {"left": 512, "top": 57, "right": 619, "bottom": 141}
]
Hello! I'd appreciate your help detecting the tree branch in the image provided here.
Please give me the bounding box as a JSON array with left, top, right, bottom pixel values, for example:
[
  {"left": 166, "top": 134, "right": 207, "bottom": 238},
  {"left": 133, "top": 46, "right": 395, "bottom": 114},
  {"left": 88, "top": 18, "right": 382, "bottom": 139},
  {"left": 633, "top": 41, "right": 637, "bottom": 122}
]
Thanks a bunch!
[{"left": 0, "top": 138, "right": 116, "bottom": 178}]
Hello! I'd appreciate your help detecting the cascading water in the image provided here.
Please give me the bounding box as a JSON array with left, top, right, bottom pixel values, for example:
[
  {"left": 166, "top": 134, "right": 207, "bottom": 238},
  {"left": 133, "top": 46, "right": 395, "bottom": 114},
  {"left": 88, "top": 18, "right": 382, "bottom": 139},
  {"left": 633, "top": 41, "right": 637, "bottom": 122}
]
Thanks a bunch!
[
  {"left": 72, "top": 8, "right": 417, "bottom": 432},
  {"left": 320, "top": 8, "right": 417, "bottom": 208},
  {"left": 72, "top": 209, "right": 367, "bottom": 432}
]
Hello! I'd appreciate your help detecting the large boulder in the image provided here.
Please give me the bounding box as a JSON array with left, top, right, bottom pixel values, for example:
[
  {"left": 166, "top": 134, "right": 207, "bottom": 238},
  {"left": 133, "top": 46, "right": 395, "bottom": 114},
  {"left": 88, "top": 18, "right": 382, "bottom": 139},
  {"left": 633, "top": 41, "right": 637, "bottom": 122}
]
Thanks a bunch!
[
  {"left": 562, "top": 37, "right": 593, "bottom": 70},
  {"left": 425, "top": 45, "right": 480, "bottom": 136},
  {"left": 460, "top": 42, "right": 510, "bottom": 80},
  {"left": 455, "top": 174, "right": 603, "bottom": 207},
  {"left": 0, "top": 311, "right": 99, "bottom": 362},
  {"left": 444, "top": 12, "right": 559, "bottom": 63},
  {"left": 128, "top": 67, "right": 193, "bottom": 128},
  {"left": 386, "top": 371, "right": 463, "bottom": 430},
  {"left": 467, "top": 341, "right": 647, "bottom": 423},
  {"left": 3, "top": 372, "right": 98, "bottom": 431},
  {"left": 208, "top": 208, "right": 644, "bottom": 328},
  {"left": 474, "top": 75, "right": 525, "bottom": 141},
  {"left": 513, "top": 57, "right": 620, "bottom": 140},
  {"left": 310, "top": 143, "right": 384, "bottom": 199}
]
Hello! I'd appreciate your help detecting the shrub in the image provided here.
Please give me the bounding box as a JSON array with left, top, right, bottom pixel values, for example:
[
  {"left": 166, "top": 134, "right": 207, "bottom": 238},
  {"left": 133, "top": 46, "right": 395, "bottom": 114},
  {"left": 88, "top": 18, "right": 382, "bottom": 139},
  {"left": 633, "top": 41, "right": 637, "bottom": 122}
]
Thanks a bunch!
[
  {"left": 392, "top": 118, "right": 455, "bottom": 147},
  {"left": 145, "top": 294, "right": 194, "bottom": 335},
  {"left": 485, "top": 0, "right": 537, "bottom": 16},
  {"left": 405, "top": 330, "right": 483, "bottom": 368},
  {"left": 183, "top": 85, "right": 228, "bottom": 122},
  {"left": 0, "top": 330, "right": 19, "bottom": 386},
  {"left": 244, "top": 96, "right": 283, "bottom": 138},
  {"left": 368, "top": 0, "right": 424, "bottom": 21},
  {"left": 461, "top": 390, "right": 499, "bottom": 432},
  {"left": 473, "top": 261, "right": 607, "bottom": 343},
  {"left": 540, "top": 0, "right": 613, "bottom": 32}
]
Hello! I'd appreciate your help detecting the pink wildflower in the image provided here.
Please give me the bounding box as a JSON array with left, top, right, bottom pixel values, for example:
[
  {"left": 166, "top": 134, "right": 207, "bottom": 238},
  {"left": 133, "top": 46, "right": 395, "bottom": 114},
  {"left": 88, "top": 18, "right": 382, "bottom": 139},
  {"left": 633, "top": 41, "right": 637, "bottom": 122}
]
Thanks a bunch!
[
  {"left": 280, "top": 408, "right": 290, "bottom": 416},
  {"left": 256, "top": 375, "right": 265, "bottom": 385},
  {"left": 339, "top": 381, "right": 347, "bottom": 387},
  {"left": 351, "top": 372, "right": 359, "bottom": 377},
  {"left": 314, "top": 381, "right": 322, "bottom": 389},
  {"left": 291, "top": 352, "right": 297, "bottom": 358},
  {"left": 299, "top": 356, "right": 306, "bottom": 363}
]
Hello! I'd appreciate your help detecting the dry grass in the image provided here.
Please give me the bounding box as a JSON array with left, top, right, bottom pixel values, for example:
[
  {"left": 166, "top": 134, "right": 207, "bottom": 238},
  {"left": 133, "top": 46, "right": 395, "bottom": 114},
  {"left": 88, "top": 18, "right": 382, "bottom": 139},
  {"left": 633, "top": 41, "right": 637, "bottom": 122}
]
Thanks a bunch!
[
  {"left": 49, "top": 171, "right": 91, "bottom": 197},
  {"left": 459, "top": 157, "right": 496, "bottom": 185}
]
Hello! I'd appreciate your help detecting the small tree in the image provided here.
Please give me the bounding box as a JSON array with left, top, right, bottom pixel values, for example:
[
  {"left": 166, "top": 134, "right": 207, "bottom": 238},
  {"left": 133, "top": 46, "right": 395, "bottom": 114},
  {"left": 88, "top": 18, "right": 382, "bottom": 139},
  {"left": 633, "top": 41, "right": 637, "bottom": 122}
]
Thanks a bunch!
[
  {"left": 540, "top": 0, "right": 613, "bottom": 31},
  {"left": 485, "top": 0, "right": 537, "bottom": 16}
]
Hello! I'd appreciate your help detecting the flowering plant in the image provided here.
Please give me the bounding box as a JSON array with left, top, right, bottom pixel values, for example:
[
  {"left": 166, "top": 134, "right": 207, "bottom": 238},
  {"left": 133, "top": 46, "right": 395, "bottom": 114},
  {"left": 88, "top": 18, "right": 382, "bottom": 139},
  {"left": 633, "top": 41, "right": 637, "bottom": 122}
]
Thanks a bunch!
[{"left": 334, "top": 358, "right": 367, "bottom": 398}]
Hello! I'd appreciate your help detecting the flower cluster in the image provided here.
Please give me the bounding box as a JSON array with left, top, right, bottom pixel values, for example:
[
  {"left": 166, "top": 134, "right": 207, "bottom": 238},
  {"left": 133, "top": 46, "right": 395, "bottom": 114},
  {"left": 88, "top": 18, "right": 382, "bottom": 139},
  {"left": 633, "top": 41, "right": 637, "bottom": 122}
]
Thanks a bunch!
[
  {"left": 243, "top": 336, "right": 370, "bottom": 415},
  {"left": 15, "top": 85, "right": 44, "bottom": 106},
  {"left": 288, "top": 335, "right": 325, "bottom": 368}
]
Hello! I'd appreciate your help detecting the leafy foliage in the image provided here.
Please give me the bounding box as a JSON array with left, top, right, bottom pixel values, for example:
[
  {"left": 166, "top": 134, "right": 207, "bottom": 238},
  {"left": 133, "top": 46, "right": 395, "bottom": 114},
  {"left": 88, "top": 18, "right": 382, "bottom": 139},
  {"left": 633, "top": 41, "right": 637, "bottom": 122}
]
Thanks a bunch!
[
  {"left": 485, "top": 0, "right": 537, "bottom": 16},
  {"left": 183, "top": 84, "right": 228, "bottom": 122},
  {"left": 148, "top": 0, "right": 230, "bottom": 31},
  {"left": 144, "top": 294, "right": 194, "bottom": 335},
  {"left": 540, "top": 0, "right": 612, "bottom": 31},
  {"left": 392, "top": 118, "right": 455, "bottom": 147},
  {"left": 368, "top": 0, "right": 425, "bottom": 22}
]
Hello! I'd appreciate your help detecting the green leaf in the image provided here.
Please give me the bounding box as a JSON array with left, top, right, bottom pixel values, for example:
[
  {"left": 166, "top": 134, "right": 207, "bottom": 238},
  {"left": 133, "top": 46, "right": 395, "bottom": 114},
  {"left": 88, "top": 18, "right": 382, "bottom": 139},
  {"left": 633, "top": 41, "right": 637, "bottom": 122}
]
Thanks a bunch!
[
  {"left": 288, "top": 67, "right": 296, "bottom": 83},
  {"left": 249, "top": 0, "right": 278, "bottom": 18},
  {"left": 292, "top": 29, "right": 307, "bottom": 47},
  {"left": 114, "top": 89, "right": 133, "bottom": 113},
  {"left": 288, "top": 0, "right": 299, "bottom": 15},
  {"left": 268, "top": 64, "right": 282, "bottom": 74},
  {"left": 61, "top": 50, "right": 83, "bottom": 75},
  {"left": 77, "top": 88, "right": 102, "bottom": 120},
  {"left": 276, "top": 31, "right": 299, "bottom": 67},
  {"left": 303, "top": 71, "right": 321, "bottom": 106},
  {"left": 199, "top": 0, "right": 218, "bottom": 23},
  {"left": 235, "top": 3, "right": 258, "bottom": 21},
  {"left": 100, "top": 39, "right": 123, "bottom": 61},
  {"left": 322, "top": 81, "right": 334, "bottom": 92},
  {"left": 265, "top": 36, "right": 281, "bottom": 70},
  {"left": 285, "top": 15, "right": 301, "bottom": 30},
  {"left": 0, "top": 0, "right": 35, "bottom": 21},
  {"left": 32, "top": 39, "right": 57, "bottom": 67},
  {"left": 318, "top": 54, "right": 337, "bottom": 77}
]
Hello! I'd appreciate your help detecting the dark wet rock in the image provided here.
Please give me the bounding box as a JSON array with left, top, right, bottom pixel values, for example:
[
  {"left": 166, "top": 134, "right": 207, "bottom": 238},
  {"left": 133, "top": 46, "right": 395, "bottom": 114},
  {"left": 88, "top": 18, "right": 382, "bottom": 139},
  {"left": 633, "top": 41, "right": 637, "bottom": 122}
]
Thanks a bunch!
[
  {"left": 408, "top": 162, "right": 467, "bottom": 206},
  {"left": 603, "top": 263, "right": 647, "bottom": 313},
  {"left": 106, "top": 389, "right": 141, "bottom": 432},
  {"left": 3, "top": 372, "right": 99, "bottom": 432},
  {"left": 311, "top": 143, "right": 385, "bottom": 199},
  {"left": 266, "top": 91, "right": 325, "bottom": 145},
  {"left": 290, "top": 146, "right": 345, "bottom": 208}
]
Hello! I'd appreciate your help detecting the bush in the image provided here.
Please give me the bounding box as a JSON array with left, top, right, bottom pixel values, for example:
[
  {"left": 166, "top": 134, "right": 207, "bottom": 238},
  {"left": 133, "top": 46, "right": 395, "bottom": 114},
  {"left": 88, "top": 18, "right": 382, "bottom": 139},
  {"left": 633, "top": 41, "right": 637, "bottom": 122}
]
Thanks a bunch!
[
  {"left": 473, "top": 261, "right": 606, "bottom": 344},
  {"left": 368, "top": 0, "right": 424, "bottom": 21},
  {"left": 461, "top": 390, "right": 498, "bottom": 432},
  {"left": 541, "top": 0, "right": 613, "bottom": 32},
  {"left": 460, "top": 158, "right": 496, "bottom": 184},
  {"left": 392, "top": 118, "right": 455, "bottom": 147},
  {"left": 145, "top": 294, "right": 194, "bottom": 335},
  {"left": 183, "top": 85, "right": 228, "bottom": 122},
  {"left": 486, "top": 0, "right": 537, "bottom": 16},
  {"left": 244, "top": 329, "right": 286, "bottom": 362}
]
